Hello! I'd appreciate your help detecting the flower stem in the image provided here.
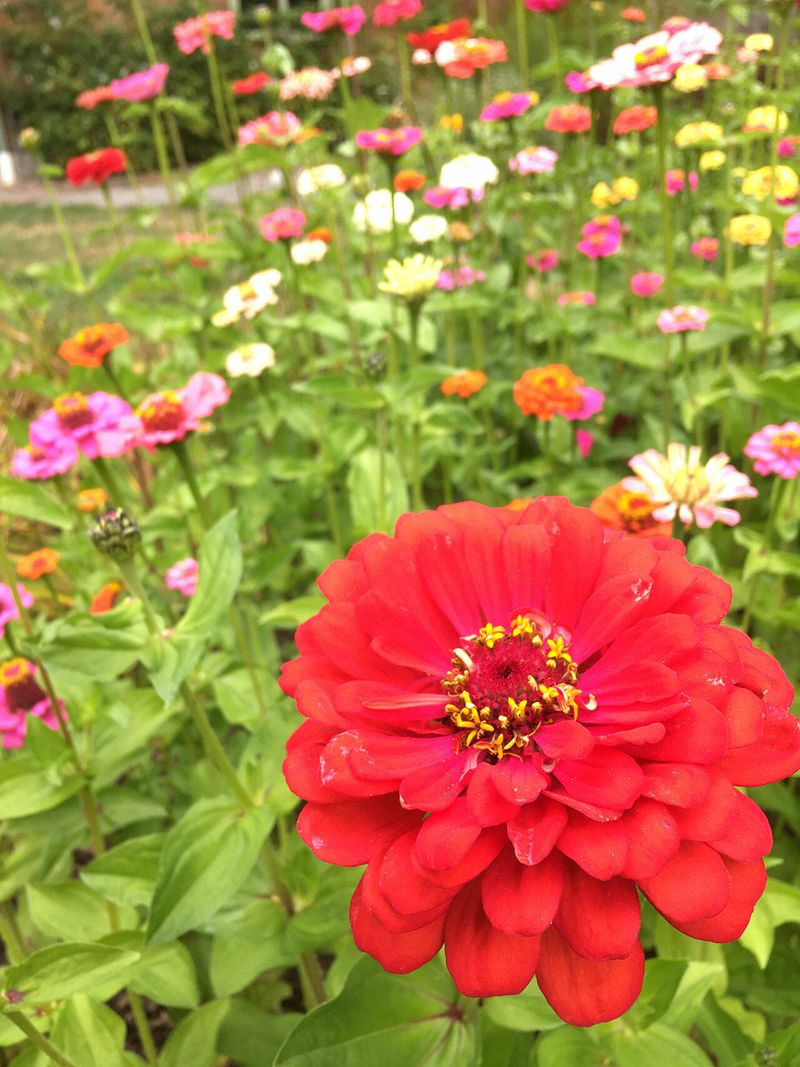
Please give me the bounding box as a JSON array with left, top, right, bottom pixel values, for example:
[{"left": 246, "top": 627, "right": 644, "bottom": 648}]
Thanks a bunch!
[
  {"left": 515, "top": 0, "right": 529, "bottom": 88},
  {"left": 3, "top": 1010, "right": 81, "bottom": 1067},
  {"left": 408, "top": 303, "right": 424, "bottom": 510},
  {"left": 149, "top": 109, "right": 180, "bottom": 228},
  {"left": 654, "top": 84, "right": 674, "bottom": 449},
  {"left": 128, "top": 992, "right": 158, "bottom": 1067},
  {"left": 39, "top": 170, "right": 86, "bottom": 290}
]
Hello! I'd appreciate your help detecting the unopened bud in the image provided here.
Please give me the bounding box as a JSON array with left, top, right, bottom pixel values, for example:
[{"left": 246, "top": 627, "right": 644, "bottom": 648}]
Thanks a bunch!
[{"left": 89, "top": 508, "right": 141, "bottom": 560}]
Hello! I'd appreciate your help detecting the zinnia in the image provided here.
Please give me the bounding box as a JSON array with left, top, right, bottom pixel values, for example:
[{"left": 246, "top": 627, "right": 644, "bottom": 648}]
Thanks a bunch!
[
  {"left": 545, "top": 105, "right": 591, "bottom": 134},
  {"left": 259, "top": 207, "right": 306, "bottom": 242},
  {"left": 613, "top": 106, "right": 657, "bottom": 136},
  {"left": 29, "top": 392, "right": 135, "bottom": 460},
  {"left": 16, "top": 549, "right": 60, "bottom": 581},
  {"left": 0, "top": 586, "right": 34, "bottom": 639},
  {"left": 435, "top": 37, "right": 508, "bottom": 79},
  {"left": 355, "top": 127, "right": 423, "bottom": 156},
  {"left": 301, "top": 6, "right": 366, "bottom": 35},
  {"left": 745, "top": 423, "right": 800, "bottom": 479},
  {"left": 630, "top": 272, "right": 663, "bottom": 297},
  {"left": 441, "top": 371, "right": 488, "bottom": 398},
  {"left": 123, "top": 372, "right": 230, "bottom": 451},
  {"left": 514, "top": 364, "right": 604, "bottom": 421},
  {"left": 590, "top": 483, "right": 672, "bottom": 538},
  {"left": 588, "top": 22, "right": 722, "bottom": 89},
  {"left": 232, "top": 72, "right": 270, "bottom": 96},
  {"left": 509, "top": 146, "right": 558, "bottom": 176},
  {"left": 407, "top": 20, "right": 470, "bottom": 58},
  {"left": 0, "top": 659, "right": 61, "bottom": 750},
  {"left": 165, "top": 558, "right": 199, "bottom": 597},
  {"left": 174, "top": 9, "right": 236, "bottom": 54},
  {"left": 727, "top": 215, "right": 772, "bottom": 246},
  {"left": 65, "top": 148, "right": 127, "bottom": 186},
  {"left": 656, "top": 306, "right": 709, "bottom": 333},
  {"left": 373, "top": 0, "right": 421, "bottom": 26},
  {"left": 110, "top": 64, "right": 169, "bottom": 103},
  {"left": 58, "top": 323, "right": 129, "bottom": 368},
  {"left": 281, "top": 497, "right": 800, "bottom": 1021},
  {"left": 481, "top": 91, "right": 538, "bottom": 123}
]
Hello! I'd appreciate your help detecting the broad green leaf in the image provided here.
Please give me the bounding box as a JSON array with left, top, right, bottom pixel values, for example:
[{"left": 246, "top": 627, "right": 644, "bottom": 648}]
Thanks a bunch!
[
  {"left": 213, "top": 668, "right": 270, "bottom": 727},
  {"left": 30, "top": 602, "right": 148, "bottom": 686},
  {"left": 740, "top": 879, "right": 800, "bottom": 968},
  {"left": 129, "top": 941, "right": 200, "bottom": 1008},
  {"left": 259, "top": 595, "right": 325, "bottom": 628},
  {"left": 609, "top": 1023, "right": 713, "bottom": 1067},
  {"left": 347, "top": 447, "right": 410, "bottom": 537},
  {"left": 147, "top": 797, "right": 272, "bottom": 945},
  {"left": 159, "top": 999, "right": 230, "bottom": 1067},
  {"left": 537, "top": 1027, "right": 605, "bottom": 1067},
  {"left": 2, "top": 943, "right": 140, "bottom": 1005},
  {"left": 0, "top": 476, "right": 71, "bottom": 528},
  {"left": 484, "top": 982, "right": 562, "bottom": 1032},
  {"left": 189, "top": 145, "right": 285, "bottom": 193},
  {"left": 81, "top": 834, "right": 164, "bottom": 908},
  {"left": 0, "top": 756, "right": 83, "bottom": 820},
  {"left": 50, "top": 996, "right": 128, "bottom": 1067},
  {"left": 26, "top": 881, "right": 135, "bottom": 941},
  {"left": 177, "top": 511, "right": 243, "bottom": 641},
  {"left": 218, "top": 1000, "right": 301, "bottom": 1067}
]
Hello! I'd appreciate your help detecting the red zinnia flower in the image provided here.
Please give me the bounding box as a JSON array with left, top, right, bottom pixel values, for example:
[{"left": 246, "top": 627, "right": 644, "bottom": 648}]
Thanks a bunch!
[
  {"left": 545, "top": 104, "right": 591, "bottom": 134},
  {"left": 282, "top": 499, "right": 800, "bottom": 1024},
  {"left": 407, "top": 19, "right": 471, "bottom": 55},
  {"left": 65, "top": 148, "right": 127, "bottom": 186},
  {"left": 232, "top": 72, "right": 270, "bottom": 96},
  {"left": 613, "top": 105, "right": 657, "bottom": 136}
]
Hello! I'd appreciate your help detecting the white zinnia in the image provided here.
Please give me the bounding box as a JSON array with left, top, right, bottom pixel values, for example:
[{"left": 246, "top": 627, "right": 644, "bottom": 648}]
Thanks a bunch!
[
  {"left": 222, "top": 269, "right": 282, "bottom": 321},
  {"left": 291, "top": 238, "right": 328, "bottom": 265},
  {"left": 226, "top": 343, "right": 276, "bottom": 378},
  {"left": 296, "top": 164, "right": 347, "bottom": 197},
  {"left": 409, "top": 214, "right": 448, "bottom": 244},
  {"left": 439, "top": 153, "right": 499, "bottom": 193},
  {"left": 352, "top": 190, "right": 414, "bottom": 235}
]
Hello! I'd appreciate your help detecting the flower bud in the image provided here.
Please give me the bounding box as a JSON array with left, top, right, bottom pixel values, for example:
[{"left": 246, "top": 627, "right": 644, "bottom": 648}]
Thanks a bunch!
[
  {"left": 19, "top": 127, "right": 40, "bottom": 151},
  {"left": 89, "top": 508, "right": 141, "bottom": 560}
]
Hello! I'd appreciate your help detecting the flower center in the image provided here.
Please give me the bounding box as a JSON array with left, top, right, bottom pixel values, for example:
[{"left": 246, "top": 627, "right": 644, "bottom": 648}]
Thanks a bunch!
[
  {"left": 635, "top": 44, "right": 669, "bottom": 69},
  {"left": 54, "top": 392, "right": 93, "bottom": 430},
  {"left": 618, "top": 490, "right": 656, "bottom": 525},
  {"left": 772, "top": 430, "right": 800, "bottom": 456},
  {"left": 136, "top": 391, "right": 184, "bottom": 433},
  {"left": 0, "top": 658, "right": 45, "bottom": 713},
  {"left": 441, "top": 616, "right": 595, "bottom": 761}
]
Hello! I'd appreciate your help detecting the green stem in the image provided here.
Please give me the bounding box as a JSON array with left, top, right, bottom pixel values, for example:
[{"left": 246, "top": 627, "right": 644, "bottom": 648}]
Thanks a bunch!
[
  {"left": 654, "top": 84, "right": 674, "bottom": 449},
  {"left": 149, "top": 110, "right": 180, "bottom": 227},
  {"left": 515, "top": 0, "right": 530, "bottom": 88},
  {"left": 128, "top": 0, "right": 158, "bottom": 64},
  {"left": 3, "top": 1010, "right": 81, "bottom": 1067},
  {"left": 128, "top": 992, "right": 158, "bottom": 1067},
  {"left": 0, "top": 904, "right": 25, "bottom": 965},
  {"left": 172, "top": 439, "right": 212, "bottom": 526},
  {"left": 39, "top": 170, "right": 86, "bottom": 290},
  {"left": 205, "top": 42, "right": 234, "bottom": 150},
  {"left": 408, "top": 303, "right": 423, "bottom": 510}
]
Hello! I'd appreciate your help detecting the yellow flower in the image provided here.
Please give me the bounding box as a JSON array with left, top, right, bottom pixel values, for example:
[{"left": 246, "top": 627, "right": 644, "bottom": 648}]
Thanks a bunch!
[
  {"left": 742, "top": 165, "right": 800, "bottom": 202},
  {"left": 439, "top": 113, "right": 463, "bottom": 133},
  {"left": 745, "top": 33, "right": 773, "bottom": 52},
  {"left": 700, "top": 150, "right": 727, "bottom": 172},
  {"left": 744, "top": 106, "right": 788, "bottom": 134},
  {"left": 591, "top": 181, "right": 615, "bottom": 208},
  {"left": 591, "top": 176, "right": 639, "bottom": 207},
  {"left": 674, "top": 121, "right": 723, "bottom": 147},
  {"left": 727, "top": 214, "right": 772, "bottom": 246},
  {"left": 673, "top": 64, "right": 708, "bottom": 93},
  {"left": 378, "top": 254, "right": 443, "bottom": 301}
]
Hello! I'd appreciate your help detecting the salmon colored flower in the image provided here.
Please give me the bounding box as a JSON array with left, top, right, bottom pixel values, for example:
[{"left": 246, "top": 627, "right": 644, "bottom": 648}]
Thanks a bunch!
[
  {"left": 557, "top": 291, "right": 596, "bottom": 307},
  {"left": 441, "top": 371, "right": 488, "bottom": 398},
  {"left": 232, "top": 72, "right": 270, "bottom": 96},
  {"left": 16, "top": 549, "right": 60, "bottom": 581},
  {"left": 259, "top": 207, "right": 306, "bottom": 242},
  {"left": 58, "top": 323, "right": 129, "bottom": 368},
  {"left": 374, "top": 0, "right": 421, "bottom": 26},
  {"left": 281, "top": 497, "right": 800, "bottom": 1021},
  {"left": 527, "top": 249, "right": 559, "bottom": 273},
  {"left": 745, "top": 423, "right": 800, "bottom": 479},
  {"left": 355, "top": 127, "right": 423, "bottom": 156},
  {"left": 506, "top": 496, "right": 535, "bottom": 510},
  {"left": 435, "top": 37, "right": 508, "bottom": 79},
  {"left": 546, "top": 105, "right": 591, "bottom": 134},
  {"left": 394, "top": 169, "right": 426, "bottom": 192},
  {"left": 514, "top": 364, "right": 604, "bottom": 422},
  {"left": 238, "top": 111, "right": 302, "bottom": 148},
  {"left": 90, "top": 581, "right": 125, "bottom": 615},
  {"left": 691, "top": 237, "right": 719, "bottom": 262},
  {"left": 280, "top": 67, "right": 337, "bottom": 102},
  {"left": 174, "top": 9, "right": 236, "bottom": 54},
  {"left": 76, "top": 85, "right": 114, "bottom": 110},
  {"left": 65, "top": 148, "right": 127, "bottom": 186},
  {"left": 301, "top": 5, "right": 366, "bottom": 35},
  {"left": 613, "top": 106, "right": 657, "bottom": 136},
  {"left": 590, "top": 483, "right": 672, "bottom": 538},
  {"left": 621, "top": 6, "right": 646, "bottom": 22},
  {"left": 0, "top": 659, "right": 61, "bottom": 749},
  {"left": 123, "top": 372, "right": 230, "bottom": 452},
  {"left": 77, "top": 488, "right": 108, "bottom": 513}
]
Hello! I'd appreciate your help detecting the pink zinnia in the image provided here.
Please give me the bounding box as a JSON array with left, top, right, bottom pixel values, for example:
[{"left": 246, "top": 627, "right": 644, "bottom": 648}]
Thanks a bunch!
[
  {"left": 745, "top": 423, "right": 800, "bottom": 479},
  {"left": 527, "top": 249, "right": 560, "bottom": 273},
  {"left": 29, "top": 392, "right": 134, "bottom": 461},
  {"left": 783, "top": 214, "right": 800, "bottom": 248},
  {"left": 0, "top": 659, "right": 61, "bottom": 750},
  {"left": 355, "top": 127, "right": 423, "bottom": 156},
  {"left": 436, "top": 265, "right": 487, "bottom": 290},
  {"left": 122, "top": 372, "right": 230, "bottom": 452},
  {"left": 525, "top": 0, "right": 569, "bottom": 11},
  {"left": 481, "top": 92, "right": 536, "bottom": 123},
  {"left": 301, "top": 6, "right": 366, "bottom": 35},
  {"left": 778, "top": 136, "right": 800, "bottom": 159},
  {"left": 564, "top": 70, "right": 600, "bottom": 93},
  {"left": 174, "top": 10, "right": 236, "bottom": 55},
  {"left": 509, "top": 146, "right": 558, "bottom": 175},
  {"left": 557, "top": 291, "right": 596, "bottom": 307},
  {"left": 424, "top": 185, "right": 483, "bottom": 210},
  {"left": 691, "top": 237, "right": 719, "bottom": 262},
  {"left": 11, "top": 439, "right": 78, "bottom": 481},
  {"left": 588, "top": 22, "right": 722, "bottom": 89},
  {"left": 373, "top": 0, "right": 421, "bottom": 26},
  {"left": 0, "top": 586, "right": 34, "bottom": 638},
  {"left": 259, "top": 207, "right": 306, "bottom": 242},
  {"left": 238, "top": 111, "right": 301, "bottom": 148},
  {"left": 576, "top": 428, "right": 595, "bottom": 457},
  {"left": 666, "top": 169, "right": 698, "bottom": 196},
  {"left": 657, "top": 305, "right": 710, "bottom": 333},
  {"left": 630, "top": 272, "right": 663, "bottom": 297},
  {"left": 165, "top": 558, "right": 199, "bottom": 597},
  {"left": 110, "top": 64, "right": 169, "bottom": 103},
  {"left": 577, "top": 216, "right": 622, "bottom": 259}
]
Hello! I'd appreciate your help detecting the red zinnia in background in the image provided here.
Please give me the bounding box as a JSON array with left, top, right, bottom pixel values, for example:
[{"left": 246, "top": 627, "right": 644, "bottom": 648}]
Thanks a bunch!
[
  {"left": 65, "top": 148, "right": 127, "bottom": 186},
  {"left": 282, "top": 498, "right": 800, "bottom": 1025}
]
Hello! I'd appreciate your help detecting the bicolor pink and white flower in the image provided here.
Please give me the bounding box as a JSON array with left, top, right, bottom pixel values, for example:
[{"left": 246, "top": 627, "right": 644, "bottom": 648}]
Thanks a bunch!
[
  {"left": 509, "top": 146, "right": 558, "bottom": 175},
  {"left": 588, "top": 22, "right": 722, "bottom": 89},
  {"left": 122, "top": 373, "right": 230, "bottom": 451},
  {"left": 657, "top": 306, "right": 709, "bottom": 333}
]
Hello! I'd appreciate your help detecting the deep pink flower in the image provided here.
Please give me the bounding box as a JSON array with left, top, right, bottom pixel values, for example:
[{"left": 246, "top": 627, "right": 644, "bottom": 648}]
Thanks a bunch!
[
  {"left": 174, "top": 10, "right": 236, "bottom": 55},
  {"left": 437, "top": 266, "right": 487, "bottom": 291},
  {"left": 110, "top": 64, "right": 169, "bottom": 103},
  {"left": 259, "top": 207, "right": 306, "bottom": 242},
  {"left": 657, "top": 305, "right": 710, "bottom": 333},
  {"left": 424, "top": 185, "right": 483, "bottom": 210},
  {"left": 373, "top": 0, "right": 421, "bottom": 27},
  {"left": 564, "top": 70, "right": 600, "bottom": 93},
  {"left": 525, "top": 0, "right": 569, "bottom": 11},
  {"left": 778, "top": 136, "right": 800, "bottom": 159},
  {"left": 576, "top": 428, "right": 594, "bottom": 457},
  {"left": 123, "top": 372, "right": 230, "bottom": 451},
  {"left": 577, "top": 216, "right": 622, "bottom": 259},
  {"left": 588, "top": 22, "right": 722, "bottom": 89},
  {"left": 0, "top": 658, "right": 61, "bottom": 750},
  {"left": 481, "top": 92, "right": 537, "bottom": 123},
  {"left": 509, "top": 146, "right": 558, "bottom": 175},
  {"left": 0, "top": 586, "right": 34, "bottom": 638},
  {"left": 745, "top": 423, "right": 800, "bottom": 479},
  {"left": 301, "top": 6, "right": 366, "bottom": 35},
  {"left": 630, "top": 272, "right": 663, "bottom": 297},
  {"left": 527, "top": 249, "right": 560, "bottom": 273},
  {"left": 165, "top": 558, "right": 199, "bottom": 597},
  {"left": 784, "top": 214, "right": 800, "bottom": 248},
  {"left": 238, "top": 111, "right": 302, "bottom": 148},
  {"left": 355, "top": 127, "right": 423, "bottom": 156},
  {"left": 29, "top": 392, "right": 134, "bottom": 461},
  {"left": 666, "top": 169, "right": 698, "bottom": 196},
  {"left": 11, "top": 439, "right": 79, "bottom": 481},
  {"left": 691, "top": 237, "right": 719, "bottom": 262}
]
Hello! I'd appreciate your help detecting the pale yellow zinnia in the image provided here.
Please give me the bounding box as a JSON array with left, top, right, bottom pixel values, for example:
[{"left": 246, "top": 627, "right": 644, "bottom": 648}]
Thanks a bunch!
[
  {"left": 673, "top": 64, "right": 708, "bottom": 93},
  {"left": 379, "top": 254, "right": 443, "bottom": 301},
  {"left": 745, "top": 33, "right": 773, "bottom": 53},
  {"left": 727, "top": 214, "right": 772, "bottom": 246},
  {"left": 700, "top": 150, "right": 727, "bottom": 172},
  {"left": 675, "top": 121, "right": 724, "bottom": 148}
]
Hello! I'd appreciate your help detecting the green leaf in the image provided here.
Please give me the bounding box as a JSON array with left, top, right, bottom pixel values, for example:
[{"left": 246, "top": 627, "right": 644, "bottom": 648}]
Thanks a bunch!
[
  {"left": 274, "top": 957, "right": 474, "bottom": 1067},
  {"left": 0, "top": 476, "right": 71, "bottom": 528},
  {"left": 27, "top": 881, "right": 135, "bottom": 941},
  {"left": 50, "top": 996, "right": 129, "bottom": 1067},
  {"left": 609, "top": 1023, "right": 713, "bottom": 1067},
  {"left": 484, "top": 982, "right": 562, "bottom": 1032},
  {"left": 740, "top": 878, "right": 800, "bottom": 968},
  {"left": 537, "top": 1027, "right": 605, "bottom": 1067},
  {"left": 129, "top": 941, "right": 200, "bottom": 1008},
  {"left": 0, "top": 755, "right": 83, "bottom": 820},
  {"left": 218, "top": 1000, "right": 301, "bottom": 1067},
  {"left": 147, "top": 797, "right": 272, "bottom": 945},
  {"left": 189, "top": 146, "right": 285, "bottom": 194},
  {"left": 2, "top": 943, "right": 140, "bottom": 1005},
  {"left": 347, "top": 447, "right": 410, "bottom": 537},
  {"left": 213, "top": 668, "right": 270, "bottom": 727},
  {"left": 81, "top": 834, "right": 163, "bottom": 909},
  {"left": 30, "top": 602, "right": 148, "bottom": 686},
  {"left": 159, "top": 999, "right": 230, "bottom": 1067},
  {"left": 209, "top": 899, "right": 291, "bottom": 997},
  {"left": 259, "top": 595, "right": 325, "bottom": 629}
]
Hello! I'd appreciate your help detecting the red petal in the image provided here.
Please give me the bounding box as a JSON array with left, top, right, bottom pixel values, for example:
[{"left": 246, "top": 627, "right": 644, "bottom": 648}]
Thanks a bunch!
[
  {"left": 557, "top": 814, "right": 628, "bottom": 880},
  {"left": 536, "top": 926, "right": 645, "bottom": 1026},
  {"left": 507, "top": 798, "right": 568, "bottom": 866},
  {"left": 294, "top": 680, "right": 345, "bottom": 726},
  {"left": 640, "top": 841, "right": 730, "bottom": 922},
  {"left": 467, "top": 762, "right": 522, "bottom": 826},
  {"left": 718, "top": 705, "right": 800, "bottom": 786},
  {"left": 633, "top": 699, "right": 728, "bottom": 764},
  {"left": 360, "top": 852, "right": 450, "bottom": 933},
  {"left": 620, "top": 799, "right": 680, "bottom": 880},
  {"left": 543, "top": 506, "right": 603, "bottom": 630},
  {"left": 423, "top": 827, "right": 507, "bottom": 888},
  {"left": 668, "top": 859, "right": 766, "bottom": 942},
  {"left": 415, "top": 797, "right": 481, "bottom": 871},
  {"left": 297, "top": 796, "right": 420, "bottom": 866},
  {"left": 399, "top": 755, "right": 468, "bottom": 811},
  {"left": 481, "top": 848, "right": 564, "bottom": 936},
  {"left": 344, "top": 732, "right": 456, "bottom": 782},
  {"left": 553, "top": 747, "right": 644, "bottom": 811},
  {"left": 570, "top": 573, "right": 655, "bottom": 661},
  {"left": 641, "top": 763, "right": 711, "bottom": 807},
  {"left": 351, "top": 881, "right": 444, "bottom": 973},
  {"left": 378, "top": 831, "right": 459, "bottom": 915},
  {"left": 491, "top": 755, "right": 551, "bottom": 805},
  {"left": 721, "top": 687, "right": 765, "bottom": 748},
  {"left": 673, "top": 767, "right": 738, "bottom": 841},
  {"left": 709, "top": 790, "right": 772, "bottom": 863},
  {"left": 535, "top": 720, "right": 594, "bottom": 761},
  {"left": 444, "top": 882, "right": 540, "bottom": 997},
  {"left": 555, "top": 864, "right": 640, "bottom": 960}
]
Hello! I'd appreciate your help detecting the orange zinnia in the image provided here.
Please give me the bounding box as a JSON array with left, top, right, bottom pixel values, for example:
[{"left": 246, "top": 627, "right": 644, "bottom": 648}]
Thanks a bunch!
[
  {"left": 441, "top": 370, "right": 488, "bottom": 398},
  {"left": 16, "top": 548, "right": 60, "bottom": 580},
  {"left": 590, "top": 482, "right": 673, "bottom": 538},
  {"left": 394, "top": 169, "right": 426, "bottom": 192},
  {"left": 77, "top": 488, "right": 109, "bottom": 512},
  {"left": 513, "top": 364, "right": 583, "bottom": 420},
  {"left": 58, "top": 323, "right": 129, "bottom": 368},
  {"left": 90, "top": 581, "right": 125, "bottom": 615}
]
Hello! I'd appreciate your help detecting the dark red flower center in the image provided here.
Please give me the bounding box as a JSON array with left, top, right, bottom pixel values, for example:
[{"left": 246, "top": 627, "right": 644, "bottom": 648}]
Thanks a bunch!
[
  {"left": 0, "top": 658, "right": 46, "bottom": 712},
  {"left": 136, "top": 391, "right": 184, "bottom": 433},
  {"left": 441, "top": 616, "right": 595, "bottom": 761},
  {"left": 54, "top": 392, "right": 93, "bottom": 430}
]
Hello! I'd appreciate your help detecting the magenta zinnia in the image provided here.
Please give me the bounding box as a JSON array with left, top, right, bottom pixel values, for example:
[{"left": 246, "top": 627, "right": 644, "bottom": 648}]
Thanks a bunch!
[{"left": 282, "top": 499, "right": 800, "bottom": 1024}]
